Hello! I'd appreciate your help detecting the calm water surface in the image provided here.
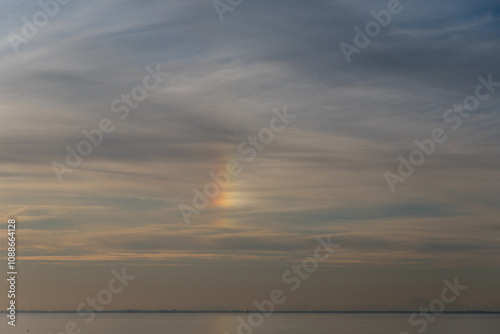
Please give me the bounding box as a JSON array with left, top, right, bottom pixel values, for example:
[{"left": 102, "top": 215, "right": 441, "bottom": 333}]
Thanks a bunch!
[{"left": 3, "top": 313, "right": 499, "bottom": 334}]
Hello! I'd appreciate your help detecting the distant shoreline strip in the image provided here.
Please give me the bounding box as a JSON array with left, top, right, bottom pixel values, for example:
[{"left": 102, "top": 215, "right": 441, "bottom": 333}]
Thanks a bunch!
[{"left": 3, "top": 310, "right": 499, "bottom": 314}]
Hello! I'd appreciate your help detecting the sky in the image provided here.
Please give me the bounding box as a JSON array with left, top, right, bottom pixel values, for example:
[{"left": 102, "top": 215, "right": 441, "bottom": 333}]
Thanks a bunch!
[{"left": 0, "top": 0, "right": 499, "bottom": 311}]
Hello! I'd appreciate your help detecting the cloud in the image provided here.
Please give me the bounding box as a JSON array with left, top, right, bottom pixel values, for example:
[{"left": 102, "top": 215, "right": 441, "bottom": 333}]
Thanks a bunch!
[{"left": 0, "top": 0, "right": 499, "bottom": 310}]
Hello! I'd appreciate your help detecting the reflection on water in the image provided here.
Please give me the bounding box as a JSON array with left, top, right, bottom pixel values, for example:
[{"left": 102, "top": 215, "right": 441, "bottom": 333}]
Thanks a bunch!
[{"left": 2, "top": 313, "right": 499, "bottom": 334}]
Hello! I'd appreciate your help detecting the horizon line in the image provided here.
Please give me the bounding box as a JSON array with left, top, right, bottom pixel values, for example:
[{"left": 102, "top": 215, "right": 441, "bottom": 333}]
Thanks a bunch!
[{"left": 4, "top": 310, "right": 500, "bottom": 314}]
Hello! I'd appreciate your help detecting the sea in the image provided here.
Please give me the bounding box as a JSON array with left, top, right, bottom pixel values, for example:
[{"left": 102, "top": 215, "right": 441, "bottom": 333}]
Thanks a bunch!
[{"left": 2, "top": 313, "right": 499, "bottom": 334}]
